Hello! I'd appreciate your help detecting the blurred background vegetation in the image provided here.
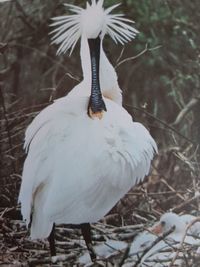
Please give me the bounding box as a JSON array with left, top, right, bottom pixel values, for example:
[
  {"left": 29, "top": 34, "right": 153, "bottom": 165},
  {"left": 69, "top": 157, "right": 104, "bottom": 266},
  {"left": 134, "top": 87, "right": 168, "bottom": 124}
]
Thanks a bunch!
[{"left": 0, "top": 0, "right": 200, "bottom": 233}]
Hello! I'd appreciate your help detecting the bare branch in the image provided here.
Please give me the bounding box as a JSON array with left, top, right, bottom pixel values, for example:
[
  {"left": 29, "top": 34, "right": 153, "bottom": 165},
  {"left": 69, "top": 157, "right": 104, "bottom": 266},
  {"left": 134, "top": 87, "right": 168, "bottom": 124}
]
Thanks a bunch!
[
  {"left": 14, "top": 0, "right": 36, "bottom": 31},
  {"left": 131, "top": 227, "right": 175, "bottom": 267},
  {"left": 115, "top": 44, "right": 162, "bottom": 69},
  {"left": 169, "top": 217, "right": 200, "bottom": 266},
  {"left": 0, "top": 43, "right": 8, "bottom": 54},
  {"left": 172, "top": 95, "right": 200, "bottom": 126},
  {"left": 171, "top": 193, "right": 200, "bottom": 213},
  {"left": 0, "top": 84, "right": 16, "bottom": 173},
  {"left": 124, "top": 104, "right": 197, "bottom": 145}
]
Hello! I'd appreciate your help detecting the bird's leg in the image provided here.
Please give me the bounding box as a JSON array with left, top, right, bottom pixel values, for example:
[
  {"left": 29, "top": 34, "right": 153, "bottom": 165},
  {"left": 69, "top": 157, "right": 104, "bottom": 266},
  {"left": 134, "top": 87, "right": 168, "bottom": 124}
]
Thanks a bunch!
[
  {"left": 87, "top": 36, "right": 107, "bottom": 120},
  {"left": 80, "top": 223, "right": 96, "bottom": 261},
  {"left": 48, "top": 223, "right": 56, "bottom": 256}
]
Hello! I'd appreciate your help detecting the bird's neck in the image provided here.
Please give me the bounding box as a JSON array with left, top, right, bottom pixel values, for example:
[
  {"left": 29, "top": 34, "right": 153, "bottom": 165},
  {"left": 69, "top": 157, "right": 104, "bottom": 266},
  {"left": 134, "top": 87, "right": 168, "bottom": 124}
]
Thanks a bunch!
[{"left": 80, "top": 36, "right": 122, "bottom": 105}]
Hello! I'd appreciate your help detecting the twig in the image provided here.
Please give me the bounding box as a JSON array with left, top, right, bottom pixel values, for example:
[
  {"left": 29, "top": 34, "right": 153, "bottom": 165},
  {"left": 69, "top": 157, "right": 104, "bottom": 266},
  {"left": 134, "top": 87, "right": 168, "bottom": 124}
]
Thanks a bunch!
[
  {"left": 0, "top": 43, "right": 8, "bottom": 54},
  {"left": 169, "top": 217, "right": 200, "bottom": 266},
  {"left": 160, "top": 178, "right": 185, "bottom": 201},
  {"left": 116, "top": 47, "right": 125, "bottom": 63},
  {"left": 171, "top": 193, "right": 200, "bottom": 213},
  {"left": 127, "top": 190, "right": 185, "bottom": 196},
  {"left": 0, "top": 85, "right": 16, "bottom": 173},
  {"left": 0, "top": 206, "right": 16, "bottom": 218},
  {"left": 119, "top": 227, "right": 175, "bottom": 267},
  {"left": 0, "top": 66, "right": 12, "bottom": 81},
  {"left": 134, "top": 227, "right": 175, "bottom": 267},
  {"left": 14, "top": 0, "right": 36, "bottom": 31},
  {"left": 9, "top": 43, "right": 80, "bottom": 80},
  {"left": 172, "top": 95, "right": 200, "bottom": 126},
  {"left": 115, "top": 44, "right": 162, "bottom": 69},
  {"left": 1, "top": 0, "right": 14, "bottom": 42},
  {"left": 27, "top": 253, "right": 76, "bottom": 266},
  {"left": 118, "top": 242, "right": 131, "bottom": 266},
  {"left": 125, "top": 104, "right": 197, "bottom": 145}
]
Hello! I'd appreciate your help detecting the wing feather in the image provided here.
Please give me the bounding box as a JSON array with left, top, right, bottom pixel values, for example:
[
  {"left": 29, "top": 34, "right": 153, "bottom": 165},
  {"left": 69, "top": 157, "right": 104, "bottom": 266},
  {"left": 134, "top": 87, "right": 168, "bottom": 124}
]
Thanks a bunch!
[{"left": 19, "top": 97, "right": 157, "bottom": 236}]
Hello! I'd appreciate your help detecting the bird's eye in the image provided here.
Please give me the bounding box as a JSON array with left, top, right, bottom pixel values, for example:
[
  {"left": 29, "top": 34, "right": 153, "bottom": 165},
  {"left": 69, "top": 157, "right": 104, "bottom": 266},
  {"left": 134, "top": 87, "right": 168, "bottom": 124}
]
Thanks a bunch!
[
  {"left": 161, "top": 221, "right": 166, "bottom": 226},
  {"left": 141, "top": 241, "right": 149, "bottom": 248}
]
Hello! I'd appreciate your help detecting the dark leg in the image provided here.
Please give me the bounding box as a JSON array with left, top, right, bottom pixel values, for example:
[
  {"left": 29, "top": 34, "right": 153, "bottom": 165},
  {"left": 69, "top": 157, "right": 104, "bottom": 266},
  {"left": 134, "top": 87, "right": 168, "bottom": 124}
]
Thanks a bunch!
[
  {"left": 80, "top": 223, "right": 96, "bottom": 261},
  {"left": 48, "top": 223, "right": 56, "bottom": 256}
]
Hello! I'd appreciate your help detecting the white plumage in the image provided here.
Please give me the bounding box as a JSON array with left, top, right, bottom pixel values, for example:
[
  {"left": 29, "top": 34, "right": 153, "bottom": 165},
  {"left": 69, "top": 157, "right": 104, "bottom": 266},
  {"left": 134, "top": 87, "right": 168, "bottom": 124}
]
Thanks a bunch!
[
  {"left": 19, "top": 0, "right": 157, "bottom": 241},
  {"left": 50, "top": 0, "right": 138, "bottom": 54},
  {"left": 181, "top": 213, "right": 200, "bottom": 236},
  {"left": 125, "top": 212, "right": 200, "bottom": 267}
]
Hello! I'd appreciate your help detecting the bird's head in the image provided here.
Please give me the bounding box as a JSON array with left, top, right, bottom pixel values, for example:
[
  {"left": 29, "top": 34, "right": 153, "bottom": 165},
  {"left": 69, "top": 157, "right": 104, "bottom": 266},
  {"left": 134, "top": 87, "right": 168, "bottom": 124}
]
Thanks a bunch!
[
  {"left": 50, "top": 0, "right": 138, "bottom": 119},
  {"left": 50, "top": 0, "right": 138, "bottom": 55},
  {"left": 81, "top": 0, "right": 106, "bottom": 39},
  {"left": 150, "top": 212, "right": 186, "bottom": 235}
]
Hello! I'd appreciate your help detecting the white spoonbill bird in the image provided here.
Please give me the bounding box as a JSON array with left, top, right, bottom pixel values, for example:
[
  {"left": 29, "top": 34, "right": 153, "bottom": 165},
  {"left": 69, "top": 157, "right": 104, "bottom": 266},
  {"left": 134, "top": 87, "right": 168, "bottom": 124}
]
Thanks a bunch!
[
  {"left": 151, "top": 212, "right": 200, "bottom": 245},
  {"left": 126, "top": 212, "right": 200, "bottom": 266},
  {"left": 18, "top": 0, "right": 157, "bottom": 261},
  {"left": 144, "top": 212, "right": 200, "bottom": 266}
]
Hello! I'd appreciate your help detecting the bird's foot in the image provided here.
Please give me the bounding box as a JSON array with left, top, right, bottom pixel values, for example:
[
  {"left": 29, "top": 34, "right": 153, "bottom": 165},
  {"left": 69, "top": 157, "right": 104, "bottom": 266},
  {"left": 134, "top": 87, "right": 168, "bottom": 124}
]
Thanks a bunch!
[{"left": 87, "top": 243, "right": 96, "bottom": 262}]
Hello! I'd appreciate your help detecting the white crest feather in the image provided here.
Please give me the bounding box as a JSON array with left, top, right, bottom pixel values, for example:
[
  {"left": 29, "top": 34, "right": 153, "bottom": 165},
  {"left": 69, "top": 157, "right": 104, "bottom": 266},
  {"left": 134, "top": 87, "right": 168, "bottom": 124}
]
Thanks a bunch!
[{"left": 50, "top": 0, "right": 138, "bottom": 55}]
